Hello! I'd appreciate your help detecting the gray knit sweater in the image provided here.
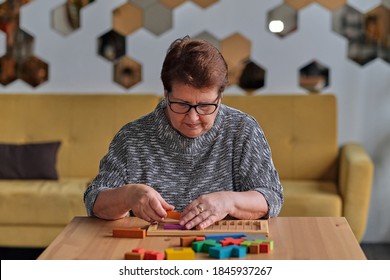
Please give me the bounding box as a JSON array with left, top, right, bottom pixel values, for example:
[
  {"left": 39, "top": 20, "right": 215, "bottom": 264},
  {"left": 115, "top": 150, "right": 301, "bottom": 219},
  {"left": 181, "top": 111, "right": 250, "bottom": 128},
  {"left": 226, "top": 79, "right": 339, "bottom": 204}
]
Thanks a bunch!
[{"left": 84, "top": 100, "right": 283, "bottom": 217}]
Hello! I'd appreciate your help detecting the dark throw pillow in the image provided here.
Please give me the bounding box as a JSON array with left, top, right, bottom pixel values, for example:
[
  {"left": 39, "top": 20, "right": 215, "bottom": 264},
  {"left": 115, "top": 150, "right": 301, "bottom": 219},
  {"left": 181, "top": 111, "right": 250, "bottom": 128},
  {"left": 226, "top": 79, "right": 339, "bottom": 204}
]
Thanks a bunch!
[{"left": 0, "top": 141, "right": 61, "bottom": 180}]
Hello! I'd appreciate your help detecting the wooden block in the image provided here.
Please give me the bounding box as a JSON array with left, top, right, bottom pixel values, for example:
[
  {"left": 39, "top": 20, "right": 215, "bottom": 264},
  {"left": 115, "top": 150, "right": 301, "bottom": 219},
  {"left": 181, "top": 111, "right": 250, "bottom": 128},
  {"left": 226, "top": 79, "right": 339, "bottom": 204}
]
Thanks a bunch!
[
  {"left": 259, "top": 243, "right": 270, "bottom": 254},
  {"left": 249, "top": 243, "right": 260, "bottom": 254},
  {"left": 165, "top": 247, "right": 195, "bottom": 260},
  {"left": 112, "top": 227, "right": 146, "bottom": 238},
  {"left": 262, "top": 240, "right": 274, "bottom": 251},
  {"left": 144, "top": 250, "right": 164, "bottom": 260},
  {"left": 166, "top": 211, "right": 181, "bottom": 220},
  {"left": 180, "top": 236, "right": 196, "bottom": 247},
  {"left": 124, "top": 252, "right": 143, "bottom": 260},
  {"left": 132, "top": 248, "right": 145, "bottom": 254}
]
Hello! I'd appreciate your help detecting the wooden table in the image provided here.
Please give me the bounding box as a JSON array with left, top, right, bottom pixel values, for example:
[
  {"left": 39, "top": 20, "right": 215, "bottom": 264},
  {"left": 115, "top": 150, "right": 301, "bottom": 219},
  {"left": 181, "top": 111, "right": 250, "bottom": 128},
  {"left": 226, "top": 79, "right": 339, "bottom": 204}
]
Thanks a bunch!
[{"left": 37, "top": 216, "right": 366, "bottom": 260}]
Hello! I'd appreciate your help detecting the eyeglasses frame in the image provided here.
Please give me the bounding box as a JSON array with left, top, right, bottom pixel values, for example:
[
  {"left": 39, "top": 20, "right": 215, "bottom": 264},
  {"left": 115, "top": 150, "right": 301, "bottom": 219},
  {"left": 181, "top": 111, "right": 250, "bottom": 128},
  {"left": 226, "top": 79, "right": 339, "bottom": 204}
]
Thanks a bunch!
[{"left": 166, "top": 94, "right": 220, "bottom": 115}]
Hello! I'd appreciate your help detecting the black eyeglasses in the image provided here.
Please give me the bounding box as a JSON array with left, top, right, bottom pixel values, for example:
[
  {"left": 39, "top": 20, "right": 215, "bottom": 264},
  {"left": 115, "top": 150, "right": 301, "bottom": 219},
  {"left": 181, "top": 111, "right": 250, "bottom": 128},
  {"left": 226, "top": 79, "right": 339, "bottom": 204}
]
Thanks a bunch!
[{"left": 167, "top": 96, "right": 219, "bottom": 115}]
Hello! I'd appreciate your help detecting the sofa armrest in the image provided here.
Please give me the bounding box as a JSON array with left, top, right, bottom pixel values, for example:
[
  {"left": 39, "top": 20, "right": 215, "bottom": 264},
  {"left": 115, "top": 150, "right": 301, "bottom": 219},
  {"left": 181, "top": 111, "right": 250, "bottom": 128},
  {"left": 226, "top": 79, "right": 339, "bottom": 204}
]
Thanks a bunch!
[{"left": 339, "top": 143, "right": 374, "bottom": 242}]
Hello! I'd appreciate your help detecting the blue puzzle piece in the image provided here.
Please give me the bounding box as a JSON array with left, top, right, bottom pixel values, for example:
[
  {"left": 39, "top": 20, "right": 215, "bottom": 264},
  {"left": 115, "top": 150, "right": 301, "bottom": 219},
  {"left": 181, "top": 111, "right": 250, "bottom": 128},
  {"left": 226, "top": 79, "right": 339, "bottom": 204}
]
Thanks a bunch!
[{"left": 209, "top": 245, "right": 247, "bottom": 259}]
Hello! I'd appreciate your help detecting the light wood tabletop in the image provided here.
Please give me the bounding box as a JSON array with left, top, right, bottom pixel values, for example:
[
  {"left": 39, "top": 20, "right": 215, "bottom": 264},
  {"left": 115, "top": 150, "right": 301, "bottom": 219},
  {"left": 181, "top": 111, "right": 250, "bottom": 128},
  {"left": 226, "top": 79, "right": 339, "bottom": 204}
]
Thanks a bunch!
[{"left": 37, "top": 216, "right": 367, "bottom": 260}]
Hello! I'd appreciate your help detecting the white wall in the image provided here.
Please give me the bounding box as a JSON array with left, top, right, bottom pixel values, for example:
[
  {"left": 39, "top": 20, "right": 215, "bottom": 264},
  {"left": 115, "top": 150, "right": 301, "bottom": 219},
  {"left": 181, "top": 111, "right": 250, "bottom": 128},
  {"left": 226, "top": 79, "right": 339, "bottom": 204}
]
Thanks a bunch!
[{"left": 1, "top": 0, "right": 389, "bottom": 242}]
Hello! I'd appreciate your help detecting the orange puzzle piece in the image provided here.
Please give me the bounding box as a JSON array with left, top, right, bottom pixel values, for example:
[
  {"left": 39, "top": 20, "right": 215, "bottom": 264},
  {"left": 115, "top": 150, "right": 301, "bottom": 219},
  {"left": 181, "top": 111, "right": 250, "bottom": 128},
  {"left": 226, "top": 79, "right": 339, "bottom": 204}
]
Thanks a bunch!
[
  {"left": 112, "top": 227, "right": 146, "bottom": 238},
  {"left": 166, "top": 211, "right": 181, "bottom": 220}
]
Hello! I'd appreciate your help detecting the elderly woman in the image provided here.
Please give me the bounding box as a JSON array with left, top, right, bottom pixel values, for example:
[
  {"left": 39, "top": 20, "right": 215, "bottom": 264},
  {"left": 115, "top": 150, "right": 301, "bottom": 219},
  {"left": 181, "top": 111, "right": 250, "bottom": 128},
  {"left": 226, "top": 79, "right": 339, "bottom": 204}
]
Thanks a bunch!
[{"left": 84, "top": 36, "right": 283, "bottom": 230}]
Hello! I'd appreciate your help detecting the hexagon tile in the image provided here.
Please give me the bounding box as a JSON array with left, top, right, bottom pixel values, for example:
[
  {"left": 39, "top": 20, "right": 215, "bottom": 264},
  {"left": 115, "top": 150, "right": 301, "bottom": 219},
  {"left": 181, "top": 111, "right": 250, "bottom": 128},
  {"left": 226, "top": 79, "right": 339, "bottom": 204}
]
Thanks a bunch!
[
  {"left": 299, "top": 60, "right": 329, "bottom": 92},
  {"left": 0, "top": 0, "right": 48, "bottom": 87},
  {"left": 113, "top": 2, "right": 143, "bottom": 36},
  {"left": 52, "top": 0, "right": 95, "bottom": 36},
  {"left": 332, "top": 3, "right": 390, "bottom": 65}
]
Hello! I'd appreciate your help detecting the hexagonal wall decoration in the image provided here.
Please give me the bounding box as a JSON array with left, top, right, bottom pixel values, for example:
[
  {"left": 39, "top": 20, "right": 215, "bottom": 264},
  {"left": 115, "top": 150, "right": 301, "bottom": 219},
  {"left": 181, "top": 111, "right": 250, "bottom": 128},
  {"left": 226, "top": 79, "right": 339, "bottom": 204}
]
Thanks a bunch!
[
  {"left": 0, "top": 55, "right": 17, "bottom": 85},
  {"left": 220, "top": 33, "right": 251, "bottom": 87},
  {"left": 159, "top": 0, "right": 186, "bottom": 9},
  {"left": 191, "top": 0, "right": 219, "bottom": 9},
  {"left": 97, "top": 30, "right": 126, "bottom": 62},
  {"left": 143, "top": 1, "right": 172, "bottom": 36},
  {"left": 332, "top": 3, "right": 390, "bottom": 65},
  {"left": 193, "top": 31, "right": 220, "bottom": 49},
  {"left": 238, "top": 60, "right": 266, "bottom": 92},
  {"left": 315, "top": 0, "right": 346, "bottom": 11},
  {"left": 299, "top": 60, "right": 329, "bottom": 93},
  {"left": 113, "top": 2, "right": 143, "bottom": 36},
  {"left": 20, "top": 56, "right": 49, "bottom": 88},
  {"left": 0, "top": 0, "right": 48, "bottom": 87},
  {"left": 130, "top": 0, "right": 159, "bottom": 9},
  {"left": 284, "top": 0, "right": 313, "bottom": 10},
  {"left": 267, "top": 3, "right": 298, "bottom": 38},
  {"left": 220, "top": 33, "right": 251, "bottom": 68},
  {"left": 113, "top": 56, "right": 142, "bottom": 89},
  {"left": 51, "top": 0, "right": 95, "bottom": 36}
]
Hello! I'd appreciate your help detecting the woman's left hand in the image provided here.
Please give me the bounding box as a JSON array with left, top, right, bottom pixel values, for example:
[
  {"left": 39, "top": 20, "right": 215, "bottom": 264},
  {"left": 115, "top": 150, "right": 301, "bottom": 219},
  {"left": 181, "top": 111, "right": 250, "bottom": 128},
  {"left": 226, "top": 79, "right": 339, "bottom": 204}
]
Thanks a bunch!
[{"left": 179, "top": 192, "right": 233, "bottom": 230}]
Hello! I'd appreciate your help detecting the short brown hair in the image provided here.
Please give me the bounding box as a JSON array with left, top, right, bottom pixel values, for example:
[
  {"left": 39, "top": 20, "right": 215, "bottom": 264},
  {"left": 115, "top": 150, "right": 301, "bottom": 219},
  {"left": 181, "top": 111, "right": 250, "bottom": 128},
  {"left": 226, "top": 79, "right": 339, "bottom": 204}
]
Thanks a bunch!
[{"left": 161, "top": 36, "right": 228, "bottom": 94}]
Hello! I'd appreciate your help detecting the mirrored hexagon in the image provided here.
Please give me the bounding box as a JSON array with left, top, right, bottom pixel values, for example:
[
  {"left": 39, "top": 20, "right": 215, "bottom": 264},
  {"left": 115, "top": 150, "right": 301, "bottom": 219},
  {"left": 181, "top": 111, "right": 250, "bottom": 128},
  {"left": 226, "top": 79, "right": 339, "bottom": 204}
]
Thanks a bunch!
[
  {"left": 284, "top": 0, "right": 313, "bottom": 10},
  {"left": 10, "top": 28, "right": 34, "bottom": 62},
  {"left": 299, "top": 60, "right": 329, "bottom": 93},
  {"left": 238, "top": 59, "right": 266, "bottom": 93},
  {"left": 113, "top": 56, "right": 142, "bottom": 89},
  {"left": 113, "top": 2, "right": 143, "bottom": 36},
  {"left": 315, "top": 0, "right": 346, "bottom": 11},
  {"left": 20, "top": 55, "right": 49, "bottom": 88},
  {"left": 130, "top": 0, "right": 159, "bottom": 9},
  {"left": 220, "top": 33, "right": 251, "bottom": 68},
  {"left": 51, "top": 0, "right": 95, "bottom": 36},
  {"left": 97, "top": 30, "right": 126, "bottom": 61},
  {"left": 193, "top": 31, "right": 220, "bottom": 49},
  {"left": 364, "top": 4, "right": 390, "bottom": 64},
  {"left": 159, "top": 0, "right": 186, "bottom": 9},
  {"left": 267, "top": 3, "right": 298, "bottom": 38},
  {"left": 221, "top": 33, "right": 251, "bottom": 86},
  {"left": 144, "top": 2, "right": 172, "bottom": 35},
  {"left": 332, "top": 5, "right": 364, "bottom": 41},
  {"left": 0, "top": 54, "right": 17, "bottom": 85},
  {"left": 191, "top": 0, "right": 219, "bottom": 9}
]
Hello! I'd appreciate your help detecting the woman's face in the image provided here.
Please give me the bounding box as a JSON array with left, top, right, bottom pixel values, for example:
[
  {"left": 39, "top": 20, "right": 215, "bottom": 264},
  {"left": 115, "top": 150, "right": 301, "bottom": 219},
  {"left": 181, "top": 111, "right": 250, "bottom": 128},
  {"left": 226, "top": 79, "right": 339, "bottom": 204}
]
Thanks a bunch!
[{"left": 164, "top": 82, "right": 221, "bottom": 139}]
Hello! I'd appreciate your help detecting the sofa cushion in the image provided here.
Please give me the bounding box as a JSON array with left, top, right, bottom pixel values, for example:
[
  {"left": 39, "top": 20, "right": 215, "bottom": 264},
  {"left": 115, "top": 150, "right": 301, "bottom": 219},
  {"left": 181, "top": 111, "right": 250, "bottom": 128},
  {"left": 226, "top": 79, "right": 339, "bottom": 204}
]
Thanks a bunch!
[
  {"left": 0, "top": 178, "right": 89, "bottom": 225},
  {"left": 0, "top": 141, "right": 61, "bottom": 180},
  {"left": 279, "top": 180, "right": 342, "bottom": 217}
]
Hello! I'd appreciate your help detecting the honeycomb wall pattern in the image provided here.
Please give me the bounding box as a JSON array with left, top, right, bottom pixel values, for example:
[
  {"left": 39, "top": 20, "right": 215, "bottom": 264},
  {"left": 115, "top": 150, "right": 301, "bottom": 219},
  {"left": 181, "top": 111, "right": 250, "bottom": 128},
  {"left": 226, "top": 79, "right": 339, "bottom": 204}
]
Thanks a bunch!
[
  {"left": 1, "top": 0, "right": 389, "bottom": 91},
  {"left": 268, "top": 0, "right": 390, "bottom": 68},
  {"left": 0, "top": 0, "right": 48, "bottom": 87}
]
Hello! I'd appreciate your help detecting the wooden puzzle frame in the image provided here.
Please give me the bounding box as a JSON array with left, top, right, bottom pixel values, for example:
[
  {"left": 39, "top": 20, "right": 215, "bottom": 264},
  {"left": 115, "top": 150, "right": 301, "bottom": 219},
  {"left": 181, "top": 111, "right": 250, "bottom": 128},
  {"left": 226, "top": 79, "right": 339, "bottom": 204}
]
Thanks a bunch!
[{"left": 147, "top": 219, "right": 269, "bottom": 236}]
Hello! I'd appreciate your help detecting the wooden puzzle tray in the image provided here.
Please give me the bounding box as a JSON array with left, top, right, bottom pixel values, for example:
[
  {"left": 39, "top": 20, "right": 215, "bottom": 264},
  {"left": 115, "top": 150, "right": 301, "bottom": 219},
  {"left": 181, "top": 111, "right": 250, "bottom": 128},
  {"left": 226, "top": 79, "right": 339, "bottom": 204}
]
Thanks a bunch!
[{"left": 147, "top": 219, "right": 269, "bottom": 236}]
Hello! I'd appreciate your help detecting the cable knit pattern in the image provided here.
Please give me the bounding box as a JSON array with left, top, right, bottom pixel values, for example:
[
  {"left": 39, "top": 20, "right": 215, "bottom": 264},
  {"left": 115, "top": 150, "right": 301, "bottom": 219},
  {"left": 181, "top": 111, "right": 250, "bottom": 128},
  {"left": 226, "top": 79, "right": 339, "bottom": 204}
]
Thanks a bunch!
[{"left": 84, "top": 100, "right": 283, "bottom": 217}]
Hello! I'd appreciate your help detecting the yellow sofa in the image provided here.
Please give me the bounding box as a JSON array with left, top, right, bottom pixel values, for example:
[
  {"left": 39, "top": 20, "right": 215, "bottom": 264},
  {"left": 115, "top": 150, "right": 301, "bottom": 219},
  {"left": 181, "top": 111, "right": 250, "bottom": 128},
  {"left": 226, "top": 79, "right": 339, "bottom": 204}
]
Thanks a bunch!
[{"left": 0, "top": 93, "right": 373, "bottom": 248}]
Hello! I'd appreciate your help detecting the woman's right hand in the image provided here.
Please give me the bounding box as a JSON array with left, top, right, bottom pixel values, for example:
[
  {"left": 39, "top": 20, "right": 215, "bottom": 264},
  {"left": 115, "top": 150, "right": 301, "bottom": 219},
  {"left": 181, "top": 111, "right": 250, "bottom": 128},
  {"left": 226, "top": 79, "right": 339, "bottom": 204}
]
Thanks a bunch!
[{"left": 125, "top": 184, "right": 175, "bottom": 222}]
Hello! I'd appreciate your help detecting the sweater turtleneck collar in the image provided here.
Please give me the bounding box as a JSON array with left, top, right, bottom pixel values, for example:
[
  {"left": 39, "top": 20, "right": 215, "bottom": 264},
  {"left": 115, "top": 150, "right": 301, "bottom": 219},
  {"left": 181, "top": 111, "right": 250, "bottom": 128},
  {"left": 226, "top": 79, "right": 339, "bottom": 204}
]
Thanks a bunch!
[{"left": 153, "top": 99, "right": 225, "bottom": 154}]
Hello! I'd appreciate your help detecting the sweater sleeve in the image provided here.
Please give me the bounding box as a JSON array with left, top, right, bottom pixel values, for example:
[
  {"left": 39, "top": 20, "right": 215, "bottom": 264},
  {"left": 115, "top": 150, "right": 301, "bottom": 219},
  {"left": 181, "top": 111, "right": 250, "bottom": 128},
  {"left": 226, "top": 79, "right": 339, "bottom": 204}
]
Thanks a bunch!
[
  {"left": 83, "top": 126, "right": 129, "bottom": 216},
  {"left": 237, "top": 116, "right": 284, "bottom": 218}
]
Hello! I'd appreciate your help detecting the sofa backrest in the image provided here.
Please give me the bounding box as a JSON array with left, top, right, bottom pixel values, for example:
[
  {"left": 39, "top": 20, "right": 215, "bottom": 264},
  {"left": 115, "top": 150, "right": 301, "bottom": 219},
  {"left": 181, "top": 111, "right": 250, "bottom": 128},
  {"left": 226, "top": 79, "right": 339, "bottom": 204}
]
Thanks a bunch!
[
  {"left": 222, "top": 94, "right": 338, "bottom": 180},
  {"left": 0, "top": 94, "right": 160, "bottom": 179}
]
